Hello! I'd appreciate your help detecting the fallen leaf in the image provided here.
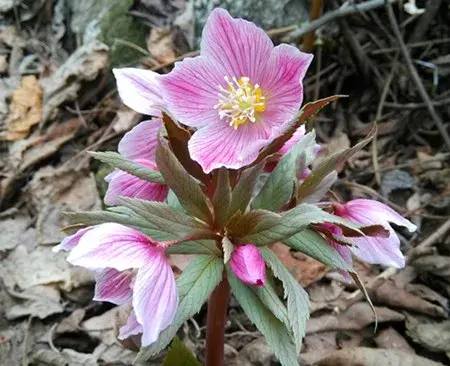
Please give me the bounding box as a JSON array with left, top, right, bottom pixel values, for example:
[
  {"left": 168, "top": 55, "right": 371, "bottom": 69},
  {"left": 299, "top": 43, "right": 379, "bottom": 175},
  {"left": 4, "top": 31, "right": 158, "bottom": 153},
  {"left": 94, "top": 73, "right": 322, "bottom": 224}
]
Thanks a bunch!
[
  {"left": 306, "top": 302, "right": 404, "bottom": 334},
  {"left": 112, "top": 109, "right": 140, "bottom": 134},
  {"left": 315, "top": 347, "right": 443, "bottom": 366},
  {"left": 56, "top": 309, "right": 86, "bottom": 334},
  {"left": 406, "top": 315, "right": 450, "bottom": 353},
  {"left": 271, "top": 242, "right": 329, "bottom": 287},
  {"left": 5, "top": 75, "right": 42, "bottom": 141},
  {"left": 0, "top": 54, "right": 7, "bottom": 73},
  {"left": 0, "top": 215, "right": 33, "bottom": 251},
  {"left": 374, "top": 326, "right": 415, "bottom": 354},
  {"left": 148, "top": 27, "right": 176, "bottom": 64},
  {"left": 33, "top": 348, "right": 97, "bottom": 366},
  {"left": 411, "top": 255, "right": 450, "bottom": 283},
  {"left": 380, "top": 169, "right": 415, "bottom": 197},
  {"left": 314, "top": 132, "right": 350, "bottom": 171}
]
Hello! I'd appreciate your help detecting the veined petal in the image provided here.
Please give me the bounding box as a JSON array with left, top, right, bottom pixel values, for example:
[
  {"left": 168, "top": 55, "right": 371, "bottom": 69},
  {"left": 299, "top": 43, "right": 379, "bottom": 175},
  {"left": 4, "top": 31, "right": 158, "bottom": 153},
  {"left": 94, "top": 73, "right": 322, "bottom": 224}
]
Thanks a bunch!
[
  {"left": 118, "top": 119, "right": 162, "bottom": 162},
  {"left": 160, "top": 56, "right": 226, "bottom": 128},
  {"left": 279, "top": 125, "right": 321, "bottom": 156},
  {"left": 229, "top": 244, "right": 266, "bottom": 287},
  {"left": 67, "top": 223, "right": 156, "bottom": 271},
  {"left": 53, "top": 227, "right": 93, "bottom": 252},
  {"left": 104, "top": 161, "right": 168, "bottom": 206},
  {"left": 344, "top": 199, "right": 417, "bottom": 233},
  {"left": 94, "top": 268, "right": 134, "bottom": 305},
  {"left": 349, "top": 227, "right": 405, "bottom": 268},
  {"left": 113, "top": 68, "right": 164, "bottom": 116},
  {"left": 259, "top": 44, "right": 313, "bottom": 131},
  {"left": 188, "top": 119, "right": 267, "bottom": 173},
  {"left": 133, "top": 251, "right": 178, "bottom": 346},
  {"left": 118, "top": 310, "right": 143, "bottom": 340},
  {"left": 201, "top": 8, "right": 272, "bottom": 81}
]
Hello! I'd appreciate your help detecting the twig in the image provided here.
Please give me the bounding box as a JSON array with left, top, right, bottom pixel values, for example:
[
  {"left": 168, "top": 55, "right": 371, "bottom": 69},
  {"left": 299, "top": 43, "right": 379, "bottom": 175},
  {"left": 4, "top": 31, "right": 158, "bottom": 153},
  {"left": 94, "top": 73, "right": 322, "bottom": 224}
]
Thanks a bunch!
[
  {"left": 385, "top": 2, "right": 450, "bottom": 150},
  {"left": 284, "top": 0, "right": 398, "bottom": 42},
  {"left": 408, "top": 218, "right": 450, "bottom": 257},
  {"left": 384, "top": 97, "right": 450, "bottom": 110},
  {"left": 408, "top": 0, "right": 443, "bottom": 44},
  {"left": 22, "top": 316, "right": 32, "bottom": 366},
  {"left": 370, "top": 37, "right": 450, "bottom": 55},
  {"left": 303, "top": 0, "right": 323, "bottom": 52},
  {"left": 48, "top": 324, "right": 60, "bottom": 353}
]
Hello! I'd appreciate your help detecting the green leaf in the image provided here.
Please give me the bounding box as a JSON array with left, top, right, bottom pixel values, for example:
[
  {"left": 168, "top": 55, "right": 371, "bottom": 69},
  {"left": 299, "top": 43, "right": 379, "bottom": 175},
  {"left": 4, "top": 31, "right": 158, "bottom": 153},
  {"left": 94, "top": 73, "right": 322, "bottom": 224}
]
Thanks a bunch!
[
  {"left": 301, "top": 171, "right": 337, "bottom": 204},
  {"left": 240, "top": 204, "right": 363, "bottom": 246},
  {"left": 228, "top": 162, "right": 264, "bottom": 218},
  {"left": 260, "top": 247, "right": 309, "bottom": 353},
  {"left": 155, "top": 138, "right": 213, "bottom": 224},
  {"left": 253, "top": 131, "right": 317, "bottom": 211},
  {"left": 166, "top": 189, "right": 186, "bottom": 212},
  {"left": 118, "top": 198, "right": 211, "bottom": 242},
  {"left": 297, "top": 124, "right": 377, "bottom": 201},
  {"left": 212, "top": 169, "right": 232, "bottom": 228},
  {"left": 167, "top": 240, "right": 221, "bottom": 256},
  {"left": 90, "top": 151, "right": 164, "bottom": 184},
  {"left": 227, "top": 268, "right": 298, "bottom": 366},
  {"left": 163, "top": 337, "right": 201, "bottom": 366},
  {"left": 137, "top": 255, "right": 224, "bottom": 361},
  {"left": 226, "top": 209, "right": 280, "bottom": 240},
  {"left": 283, "top": 229, "right": 352, "bottom": 270}
]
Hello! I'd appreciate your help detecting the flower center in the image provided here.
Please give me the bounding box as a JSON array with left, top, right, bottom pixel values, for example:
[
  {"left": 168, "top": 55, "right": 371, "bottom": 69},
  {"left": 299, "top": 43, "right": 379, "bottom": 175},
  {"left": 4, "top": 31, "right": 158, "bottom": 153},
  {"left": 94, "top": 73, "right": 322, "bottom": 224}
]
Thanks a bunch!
[{"left": 214, "top": 76, "right": 266, "bottom": 129}]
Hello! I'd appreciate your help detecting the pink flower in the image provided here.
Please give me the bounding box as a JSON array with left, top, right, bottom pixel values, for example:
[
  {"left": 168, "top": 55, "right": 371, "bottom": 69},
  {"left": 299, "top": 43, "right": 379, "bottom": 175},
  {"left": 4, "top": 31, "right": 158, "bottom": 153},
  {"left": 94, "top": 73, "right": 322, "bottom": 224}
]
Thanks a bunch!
[
  {"left": 57, "top": 223, "right": 178, "bottom": 346},
  {"left": 230, "top": 244, "right": 266, "bottom": 287},
  {"left": 104, "top": 119, "right": 168, "bottom": 206},
  {"left": 320, "top": 199, "right": 417, "bottom": 268}
]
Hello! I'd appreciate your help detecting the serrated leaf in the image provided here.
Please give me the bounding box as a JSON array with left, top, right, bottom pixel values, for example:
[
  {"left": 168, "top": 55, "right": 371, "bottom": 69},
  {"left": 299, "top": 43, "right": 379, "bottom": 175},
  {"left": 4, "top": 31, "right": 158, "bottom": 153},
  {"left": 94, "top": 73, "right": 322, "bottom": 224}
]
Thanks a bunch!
[
  {"left": 221, "top": 237, "right": 234, "bottom": 264},
  {"left": 283, "top": 229, "right": 352, "bottom": 270},
  {"left": 212, "top": 169, "right": 232, "bottom": 228},
  {"left": 163, "top": 337, "right": 201, "bottom": 366},
  {"left": 253, "top": 131, "right": 317, "bottom": 211},
  {"left": 90, "top": 151, "right": 164, "bottom": 184},
  {"left": 155, "top": 138, "right": 213, "bottom": 224},
  {"left": 118, "top": 198, "right": 212, "bottom": 242},
  {"left": 260, "top": 247, "right": 309, "bottom": 353},
  {"left": 240, "top": 204, "right": 364, "bottom": 246},
  {"left": 226, "top": 209, "right": 280, "bottom": 240},
  {"left": 137, "top": 255, "right": 224, "bottom": 362},
  {"left": 301, "top": 170, "right": 337, "bottom": 204},
  {"left": 228, "top": 162, "right": 264, "bottom": 217},
  {"left": 297, "top": 124, "right": 377, "bottom": 201},
  {"left": 167, "top": 240, "right": 221, "bottom": 256},
  {"left": 166, "top": 189, "right": 185, "bottom": 212},
  {"left": 227, "top": 268, "right": 298, "bottom": 366}
]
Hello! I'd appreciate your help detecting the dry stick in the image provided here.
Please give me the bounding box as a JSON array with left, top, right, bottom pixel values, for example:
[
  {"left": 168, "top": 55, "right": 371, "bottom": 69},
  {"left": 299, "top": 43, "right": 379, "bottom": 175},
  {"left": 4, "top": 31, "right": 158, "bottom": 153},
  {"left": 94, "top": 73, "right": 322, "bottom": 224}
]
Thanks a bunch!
[
  {"left": 370, "top": 37, "right": 450, "bottom": 55},
  {"left": 346, "top": 217, "right": 450, "bottom": 306},
  {"left": 303, "top": 0, "right": 323, "bottom": 52},
  {"left": 384, "top": 96, "right": 450, "bottom": 110},
  {"left": 408, "top": 0, "right": 443, "bottom": 44},
  {"left": 385, "top": 2, "right": 450, "bottom": 151},
  {"left": 284, "top": 0, "right": 398, "bottom": 42}
]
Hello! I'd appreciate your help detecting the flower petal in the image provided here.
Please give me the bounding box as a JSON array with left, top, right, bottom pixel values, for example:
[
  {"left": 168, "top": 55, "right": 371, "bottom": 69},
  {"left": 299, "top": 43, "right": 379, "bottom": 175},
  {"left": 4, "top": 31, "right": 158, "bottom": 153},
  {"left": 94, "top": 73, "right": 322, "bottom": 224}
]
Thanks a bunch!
[
  {"left": 188, "top": 119, "right": 267, "bottom": 173},
  {"left": 67, "top": 223, "right": 156, "bottom": 271},
  {"left": 104, "top": 161, "right": 168, "bottom": 206},
  {"left": 345, "top": 199, "right": 417, "bottom": 233},
  {"left": 118, "top": 119, "right": 162, "bottom": 162},
  {"left": 94, "top": 268, "right": 134, "bottom": 305},
  {"left": 160, "top": 56, "right": 226, "bottom": 128},
  {"left": 201, "top": 8, "right": 272, "bottom": 81},
  {"left": 230, "top": 244, "right": 266, "bottom": 287},
  {"left": 259, "top": 44, "right": 313, "bottom": 130},
  {"left": 279, "top": 125, "right": 320, "bottom": 156},
  {"left": 133, "top": 251, "right": 178, "bottom": 346},
  {"left": 113, "top": 68, "right": 164, "bottom": 116},
  {"left": 53, "top": 227, "right": 93, "bottom": 252},
  {"left": 118, "top": 310, "right": 143, "bottom": 340}
]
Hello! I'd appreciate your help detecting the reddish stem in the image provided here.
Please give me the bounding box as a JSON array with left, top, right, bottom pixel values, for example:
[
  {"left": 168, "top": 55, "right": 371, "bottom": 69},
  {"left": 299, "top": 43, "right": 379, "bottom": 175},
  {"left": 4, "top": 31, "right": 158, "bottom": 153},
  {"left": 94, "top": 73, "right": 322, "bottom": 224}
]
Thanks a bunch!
[{"left": 205, "top": 274, "right": 230, "bottom": 366}]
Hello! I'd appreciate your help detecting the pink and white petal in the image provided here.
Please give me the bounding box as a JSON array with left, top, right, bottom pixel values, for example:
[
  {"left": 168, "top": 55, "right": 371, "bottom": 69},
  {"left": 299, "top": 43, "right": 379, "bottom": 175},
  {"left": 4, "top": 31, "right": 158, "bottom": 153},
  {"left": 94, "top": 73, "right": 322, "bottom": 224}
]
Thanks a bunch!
[
  {"left": 346, "top": 199, "right": 417, "bottom": 233},
  {"left": 279, "top": 125, "right": 306, "bottom": 155},
  {"left": 53, "top": 227, "right": 94, "bottom": 252},
  {"left": 67, "top": 223, "right": 156, "bottom": 271},
  {"left": 118, "top": 310, "right": 143, "bottom": 340},
  {"left": 188, "top": 120, "right": 267, "bottom": 173},
  {"left": 200, "top": 8, "right": 272, "bottom": 81},
  {"left": 113, "top": 68, "right": 164, "bottom": 116},
  {"left": 328, "top": 241, "right": 353, "bottom": 267},
  {"left": 161, "top": 56, "right": 228, "bottom": 128},
  {"left": 118, "top": 119, "right": 162, "bottom": 162},
  {"left": 94, "top": 268, "right": 134, "bottom": 305},
  {"left": 104, "top": 167, "right": 168, "bottom": 206},
  {"left": 350, "top": 227, "right": 405, "bottom": 268},
  {"left": 259, "top": 44, "right": 313, "bottom": 130},
  {"left": 133, "top": 252, "right": 178, "bottom": 346},
  {"left": 230, "top": 244, "right": 266, "bottom": 287}
]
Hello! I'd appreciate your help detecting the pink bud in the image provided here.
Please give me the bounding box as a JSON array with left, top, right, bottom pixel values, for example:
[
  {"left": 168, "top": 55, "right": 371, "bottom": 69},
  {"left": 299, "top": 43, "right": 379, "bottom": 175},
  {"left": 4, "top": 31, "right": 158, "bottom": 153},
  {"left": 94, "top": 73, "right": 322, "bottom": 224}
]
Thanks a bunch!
[{"left": 230, "top": 244, "right": 266, "bottom": 287}]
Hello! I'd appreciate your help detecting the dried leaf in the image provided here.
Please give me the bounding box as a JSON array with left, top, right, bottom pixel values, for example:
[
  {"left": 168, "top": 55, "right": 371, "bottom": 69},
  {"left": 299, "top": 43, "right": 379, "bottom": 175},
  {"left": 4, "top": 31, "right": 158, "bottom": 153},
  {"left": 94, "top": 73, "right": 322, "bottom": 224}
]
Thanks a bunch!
[
  {"left": 5, "top": 75, "right": 42, "bottom": 141},
  {"left": 406, "top": 315, "right": 450, "bottom": 353}
]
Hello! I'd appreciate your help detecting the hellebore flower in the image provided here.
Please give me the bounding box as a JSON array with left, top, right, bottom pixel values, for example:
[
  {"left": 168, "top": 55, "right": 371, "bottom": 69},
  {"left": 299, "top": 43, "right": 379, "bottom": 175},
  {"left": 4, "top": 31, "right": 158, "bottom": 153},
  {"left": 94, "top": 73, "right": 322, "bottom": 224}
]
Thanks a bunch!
[
  {"left": 55, "top": 223, "right": 178, "bottom": 346},
  {"left": 161, "top": 9, "right": 313, "bottom": 172},
  {"left": 229, "top": 244, "right": 266, "bottom": 287},
  {"left": 104, "top": 119, "right": 168, "bottom": 206},
  {"left": 321, "top": 199, "right": 417, "bottom": 268}
]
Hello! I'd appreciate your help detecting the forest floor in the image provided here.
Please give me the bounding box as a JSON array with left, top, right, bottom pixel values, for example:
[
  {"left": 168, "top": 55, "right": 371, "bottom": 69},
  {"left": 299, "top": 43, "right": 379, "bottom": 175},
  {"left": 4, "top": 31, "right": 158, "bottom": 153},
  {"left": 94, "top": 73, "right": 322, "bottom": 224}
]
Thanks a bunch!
[{"left": 0, "top": 1, "right": 449, "bottom": 365}]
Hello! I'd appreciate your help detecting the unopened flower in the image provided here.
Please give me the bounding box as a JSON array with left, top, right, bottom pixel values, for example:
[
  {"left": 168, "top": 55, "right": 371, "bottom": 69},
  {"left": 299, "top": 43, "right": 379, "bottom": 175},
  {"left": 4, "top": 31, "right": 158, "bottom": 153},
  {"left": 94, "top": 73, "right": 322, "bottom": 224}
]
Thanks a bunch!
[
  {"left": 229, "top": 244, "right": 266, "bottom": 286},
  {"left": 55, "top": 223, "right": 178, "bottom": 346},
  {"left": 320, "top": 199, "right": 417, "bottom": 268},
  {"left": 104, "top": 119, "right": 168, "bottom": 206}
]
